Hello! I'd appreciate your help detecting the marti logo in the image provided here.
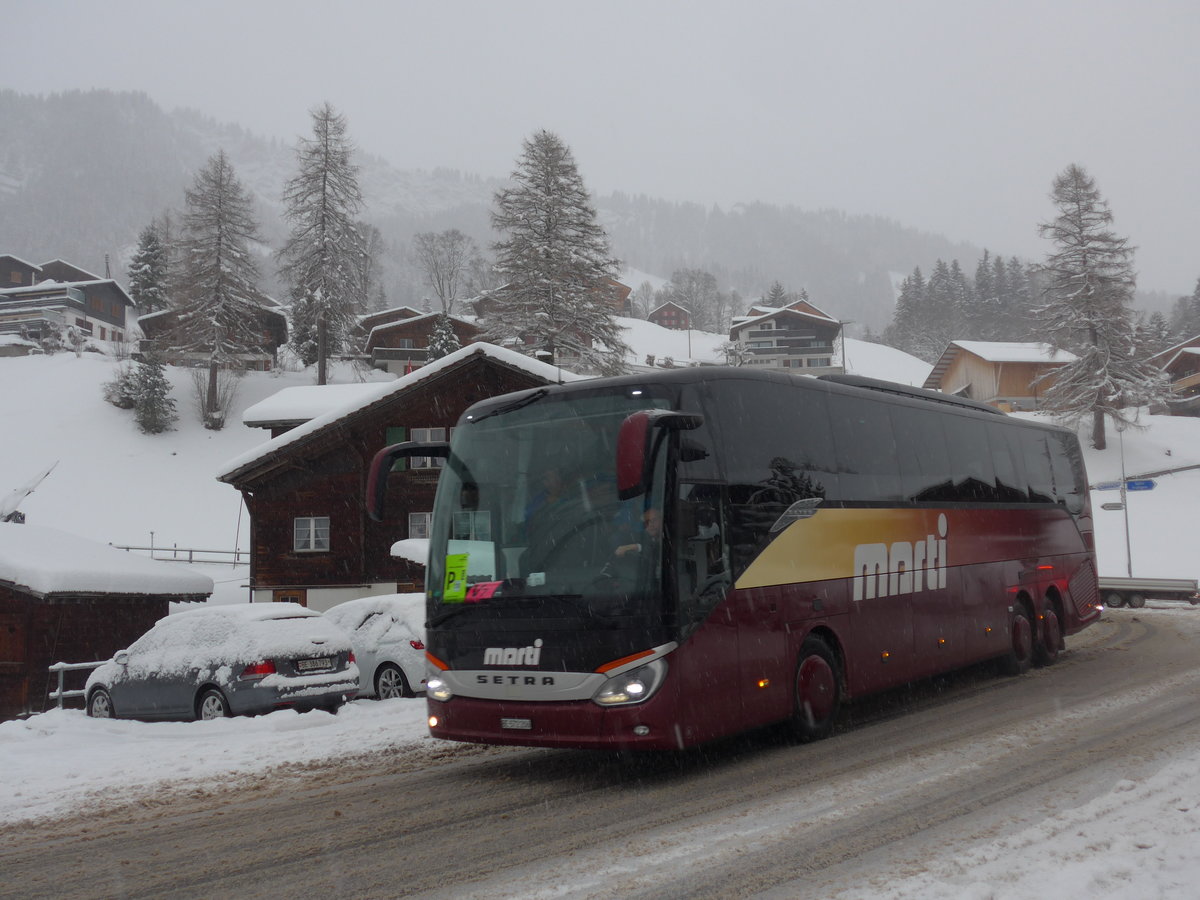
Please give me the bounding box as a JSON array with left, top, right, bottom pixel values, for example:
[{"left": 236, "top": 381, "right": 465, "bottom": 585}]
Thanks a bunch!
[
  {"left": 852, "top": 514, "right": 948, "bottom": 601},
  {"left": 483, "top": 639, "right": 543, "bottom": 666}
]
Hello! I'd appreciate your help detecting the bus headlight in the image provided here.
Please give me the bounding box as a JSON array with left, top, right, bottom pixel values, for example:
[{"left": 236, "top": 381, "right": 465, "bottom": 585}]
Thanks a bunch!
[
  {"left": 427, "top": 676, "right": 453, "bottom": 702},
  {"left": 592, "top": 659, "right": 667, "bottom": 707}
]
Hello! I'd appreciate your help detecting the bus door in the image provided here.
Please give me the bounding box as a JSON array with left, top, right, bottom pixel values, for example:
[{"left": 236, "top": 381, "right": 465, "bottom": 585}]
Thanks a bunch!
[{"left": 671, "top": 483, "right": 743, "bottom": 743}]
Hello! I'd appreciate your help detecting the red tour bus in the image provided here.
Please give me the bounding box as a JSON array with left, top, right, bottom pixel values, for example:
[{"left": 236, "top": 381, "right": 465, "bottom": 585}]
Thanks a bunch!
[{"left": 367, "top": 368, "right": 1099, "bottom": 750}]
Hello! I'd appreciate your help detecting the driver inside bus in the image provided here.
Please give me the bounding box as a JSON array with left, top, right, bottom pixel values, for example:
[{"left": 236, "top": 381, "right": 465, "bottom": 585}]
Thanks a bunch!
[{"left": 614, "top": 506, "right": 662, "bottom": 558}]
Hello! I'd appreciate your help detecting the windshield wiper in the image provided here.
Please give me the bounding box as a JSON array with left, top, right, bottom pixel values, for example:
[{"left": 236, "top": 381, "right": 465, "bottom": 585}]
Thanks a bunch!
[{"left": 467, "top": 388, "right": 549, "bottom": 425}]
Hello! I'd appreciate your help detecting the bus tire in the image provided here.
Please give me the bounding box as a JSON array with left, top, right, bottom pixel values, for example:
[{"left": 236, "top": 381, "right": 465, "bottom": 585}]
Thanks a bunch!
[
  {"left": 1000, "top": 606, "right": 1034, "bottom": 676},
  {"left": 1127, "top": 593, "right": 1146, "bottom": 609},
  {"left": 790, "top": 636, "right": 841, "bottom": 743},
  {"left": 1034, "top": 604, "right": 1062, "bottom": 667},
  {"left": 1104, "top": 593, "right": 1125, "bottom": 608}
]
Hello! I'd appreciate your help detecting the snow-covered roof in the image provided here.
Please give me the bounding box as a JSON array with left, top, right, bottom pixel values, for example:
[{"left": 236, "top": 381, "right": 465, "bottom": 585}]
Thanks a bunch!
[
  {"left": 390, "top": 538, "right": 429, "bottom": 565},
  {"left": 0, "top": 334, "right": 37, "bottom": 349},
  {"left": 923, "top": 341, "right": 1077, "bottom": 391},
  {"left": 217, "top": 343, "right": 585, "bottom": 480},
  {"left": 0, "top": 278, "right": 134, "bottom": 306},
  {"left": 949, "top": 340, "right": 1079, "bottom": 364},
  {"left": 729, "top": 300, "right": 840, "bottom": 335},
  {"left": 242, "top": 383, "right": 386, "bottom": 428},
  {"left": 0, "top": 523, "right": 214, "bottom": 599},
  {"left": 366, "top": 311, "right": 479, "bottom": 342},
  {"left": 0, "top": 254, "right": 42, "bottom": 272}
]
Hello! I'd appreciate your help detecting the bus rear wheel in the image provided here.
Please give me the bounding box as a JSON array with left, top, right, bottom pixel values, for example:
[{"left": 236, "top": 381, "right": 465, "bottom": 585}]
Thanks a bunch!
[
  {"left": 1035, "top": 605, "right": 1062, "bottom": 667},
  {"left": 1000, "top": 607, "right": 1034, "bottom": 676},
  {"left": 790, "top": 636, "right": 841, "bottom": 743}
]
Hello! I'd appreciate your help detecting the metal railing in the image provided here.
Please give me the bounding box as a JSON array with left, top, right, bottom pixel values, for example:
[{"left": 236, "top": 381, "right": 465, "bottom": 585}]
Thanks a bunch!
[
  {"left": 47, "top": 660, "right": 107, "bottom": 708},
  {"left": 111, "top": 543, "right": 247, "bottom": 565}
]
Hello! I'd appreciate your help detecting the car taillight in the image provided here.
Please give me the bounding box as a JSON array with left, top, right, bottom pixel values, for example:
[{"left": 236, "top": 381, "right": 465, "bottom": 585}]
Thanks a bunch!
[
  {"left": 241, "top": 660, "right": 277, "bottom": 679},
  {"left": 410, "top": 640, "right": 425, "bottom": 650},
  {"left": 348, "top": 651, "right": 356, "bottom": 664}
]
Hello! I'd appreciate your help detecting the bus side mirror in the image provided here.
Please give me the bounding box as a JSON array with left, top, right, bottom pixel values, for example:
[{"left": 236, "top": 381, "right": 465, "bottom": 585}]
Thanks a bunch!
[
  {"left": 366, "top": 441, "right": 450, "bottom": 521},
  {"left": 617, "top": 410, "right": 704, "bottom": 500}
]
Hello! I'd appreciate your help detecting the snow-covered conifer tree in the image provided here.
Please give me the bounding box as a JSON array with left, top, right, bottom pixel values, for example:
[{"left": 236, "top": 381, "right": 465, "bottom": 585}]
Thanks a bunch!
[
  {"left": 277, "top": 103, "right": 366, "bottom": 377},
  {"left": 133, "top": 354, "right": 177, "bottom": 434},
  {"left": 171, "top": 150, "right": 267, "bottom": 426},
  {"left": 485, "top": 130, "right": 630, "bottom": 375},
  {"left": 427, "top": 314, "right": 462, "bottom": 361},
  {"left": 127, "top": 224, "right": 169, "bottom": 313},
  {"left": 1035, "top": 164, "right": 1167, "bottom": 449}
]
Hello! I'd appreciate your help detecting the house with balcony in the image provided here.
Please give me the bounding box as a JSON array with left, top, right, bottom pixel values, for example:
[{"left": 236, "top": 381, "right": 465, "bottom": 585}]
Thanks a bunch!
[
  {"left": 922, "top": 341, "right": 1076, "bottom": 411},
  {"left": 365, "top": 311, "right": 482, "bottom": 375},
  {"left": 1149, "top": 336, "right": 1200, "bottom": 415},
  {"left": 728, "top": 298, "right": 843, "bottom": 374},
  {"left": 0, "top": 271, "right": 135, "bottom": 344}
]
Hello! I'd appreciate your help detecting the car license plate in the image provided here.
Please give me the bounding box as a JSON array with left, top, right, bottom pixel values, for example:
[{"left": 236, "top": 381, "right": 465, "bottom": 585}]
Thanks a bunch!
[
  {"left": 297, "top": 657, "right": 333, "bottom": 672},
  {"left": 501, "top": 717, "right": 532, "bottom": 730}
]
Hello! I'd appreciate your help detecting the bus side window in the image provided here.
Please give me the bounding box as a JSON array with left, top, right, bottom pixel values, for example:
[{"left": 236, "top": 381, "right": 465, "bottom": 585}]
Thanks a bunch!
[
  {"left": 891, "top": 406, "right": 954, "bottom": 501},
  {"left": 829, "top": 396, "right": 903, "bottom": 502},
  {"left": 942, "top": 414, "right": 998, "bottom": 501},
  {"left": 988, "top": 422, "right": 1029, "bottom": 502},
  {"left": 1021, "top": 429, "right": 1056, "bottom": 503},
  {"left": 1049, "top": 432, "right": 1087, "bottom": 515},
  {"left": 675, "top": 484, "right": 730, "bottom": 633}
]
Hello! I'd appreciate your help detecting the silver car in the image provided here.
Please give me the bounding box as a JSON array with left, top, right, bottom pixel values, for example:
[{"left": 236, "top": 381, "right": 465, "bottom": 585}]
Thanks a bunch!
[
  {"left": 325, "top": 594, "right": 426, "bottom": 700},
  {"left": 85, "top": 603, "right": 359, "bottom": 720}
]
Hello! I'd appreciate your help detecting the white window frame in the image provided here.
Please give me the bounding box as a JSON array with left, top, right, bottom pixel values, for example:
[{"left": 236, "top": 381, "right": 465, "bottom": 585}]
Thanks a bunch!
[
  {"left": 294, "top": 516, "right": 330, "bottom": 552},
  {"left": 409, "top": 511, "right": 432, "bottom": 540},
  {"left": 411, "top": 426, "right": 452, "bottom": 469}
]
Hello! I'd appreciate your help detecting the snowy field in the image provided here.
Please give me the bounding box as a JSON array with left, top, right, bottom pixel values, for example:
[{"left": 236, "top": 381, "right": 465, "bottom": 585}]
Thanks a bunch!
[{"left": 5, "top": 334, "right": 1200, "bottom": 896}]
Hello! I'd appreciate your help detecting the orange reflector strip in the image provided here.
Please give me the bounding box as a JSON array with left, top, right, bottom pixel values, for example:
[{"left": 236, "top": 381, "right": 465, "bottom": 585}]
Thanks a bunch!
[
  {"left": 1038, "top": 565, "right": 1055, "bottom": 571},
  {"left": 425, "top": 651, "right": 449, "bottom": 671},
  {"left": 596, "top": 649, "right": 655, "bottom": 674},
  {"left": 757, "top": 679, "right": 770, "bottom": 689}
]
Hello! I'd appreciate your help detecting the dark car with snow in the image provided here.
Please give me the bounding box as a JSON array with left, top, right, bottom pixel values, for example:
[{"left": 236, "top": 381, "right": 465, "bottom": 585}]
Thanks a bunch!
[
  {"left": 324, "top": 593, "right": 426, "bottom": 700},
  {"left": 84, "top": 603, "right": 359, "bottom": 721}
]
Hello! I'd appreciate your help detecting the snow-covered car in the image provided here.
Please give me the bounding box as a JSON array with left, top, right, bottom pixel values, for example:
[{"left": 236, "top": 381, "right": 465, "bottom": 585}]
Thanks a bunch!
[
  {"left": 84, "top": 602, "right": 359, "bottom": 721},
  {"left": 324, "top": 593, "right": 426, "bottom": 699}
]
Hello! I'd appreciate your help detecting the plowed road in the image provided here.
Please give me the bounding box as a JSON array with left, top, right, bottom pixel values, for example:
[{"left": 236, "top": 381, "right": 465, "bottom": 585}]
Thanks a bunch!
[{"left": 5, "top": 609, "right": 1199, "bottom": 899}]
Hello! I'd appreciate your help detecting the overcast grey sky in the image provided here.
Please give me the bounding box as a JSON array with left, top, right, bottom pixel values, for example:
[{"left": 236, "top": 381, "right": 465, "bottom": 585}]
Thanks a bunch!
[{"left": 6, "top": 0, "right": 1199, "bottom": 293}]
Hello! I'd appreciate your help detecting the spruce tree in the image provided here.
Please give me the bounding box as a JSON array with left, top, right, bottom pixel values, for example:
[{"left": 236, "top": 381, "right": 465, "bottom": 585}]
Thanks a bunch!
[
  {"left": 1035, "top": 164, "right": 1166, "bottom": 449},
  {"left": 427, "top": 313, "right": 462, "bottom": 361},
  {"left": 133, "top": 354, "right": 177, "bottom": 434},
  {"left": 127, "top": 223, "right": 169, "bottom": 313},
  {"left": 277, "top": 103, "right": 366, "bottom": 377},
  {"left": 763, "top": 281, "right": 788, "bottom": 307},
  {"left": 485, "top": 130, "right": 630, "bottom": 374},
  {"left": 171, "top": 150, "right": 267, "bottom": 425}
]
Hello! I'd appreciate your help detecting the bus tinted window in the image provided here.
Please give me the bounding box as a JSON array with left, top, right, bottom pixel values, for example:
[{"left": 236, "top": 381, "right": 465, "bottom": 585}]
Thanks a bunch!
[
  {"left": 987, "top": 422, "right": 1029, "bottom": 502},
  {"left": 829, "top": 396, "right": 903, "bottom": 501},
  {"left": 890, "top": 405, "right": 955, "bottom": 501},
  {"left": 942, "top": 414, "right": 997, "bottom": 501},
  {"left": 1020, "top": 429, "right": 1056, "bottom": 503},
  {"left": 713, "top": 379, "right": 838, "bottom": 575},
  {"left": 1049, "top": 431, "right": 1087, "bottom": 514}
]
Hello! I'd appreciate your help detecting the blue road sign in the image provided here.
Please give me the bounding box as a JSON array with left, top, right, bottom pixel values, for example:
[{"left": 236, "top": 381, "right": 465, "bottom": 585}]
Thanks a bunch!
[
  {"left": 1125, "top": 479, "right": 1157, "bottom": 491},
  {"left": 1095, "top": 482, "right": 1122, "bottom": 491}
]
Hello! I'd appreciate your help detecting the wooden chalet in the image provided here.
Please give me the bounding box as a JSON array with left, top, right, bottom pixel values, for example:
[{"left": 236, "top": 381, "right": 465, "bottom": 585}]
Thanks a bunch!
[
  {"left": 1149, "top": 336, "right": 1200, "bottom": 415},
  {"left": 0, "top": 523, "right": 212, "bottom": 720},
  {"left": 1, "top": 254, "right": 42, "bottom": 289},
  {"left": 216, "top": 343, "right": 576, "bottom": 611},
  {"left": 648, "top": 300, "right": 691, "bottom": 331},
  {"left": 138, "top": 302, "right": 289, "bottom": 371},
  {"left": 365, "top": 311, "right": 482, "bottom": 375},
  {"left": 728, "top": 298, "right": 843, "bottom": 374},
  {"left": 0, "top": 257, "right": 135, "bottom": 344},
  {"left": 922, "top": 341, "right": 1076, "bottom": 411}
]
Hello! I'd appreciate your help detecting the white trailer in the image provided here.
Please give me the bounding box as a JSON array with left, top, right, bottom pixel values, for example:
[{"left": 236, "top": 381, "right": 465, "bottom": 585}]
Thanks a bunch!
[{"left": 1098, "top": 577, "right": 1200, "bottom": 609}]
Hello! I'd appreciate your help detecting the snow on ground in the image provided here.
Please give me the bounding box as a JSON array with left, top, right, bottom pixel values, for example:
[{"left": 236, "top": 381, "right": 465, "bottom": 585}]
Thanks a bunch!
[{"left": 5, "top": 341, "right": 1200, "bottom": 895}]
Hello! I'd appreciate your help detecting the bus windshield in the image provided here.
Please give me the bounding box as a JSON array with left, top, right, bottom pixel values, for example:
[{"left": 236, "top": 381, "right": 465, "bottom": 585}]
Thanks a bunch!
[{"left": 425, "top": 388, "right": 672, "bottom": 622}]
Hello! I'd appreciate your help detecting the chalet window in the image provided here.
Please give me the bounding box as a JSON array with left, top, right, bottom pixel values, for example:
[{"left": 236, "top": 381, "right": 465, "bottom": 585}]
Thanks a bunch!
[
  {"left": 411, "top": 427, "right": 451, "bottom": 469},
  {"left": 452, "top": 510, "right": 491, "bottom": 541},
  {"left": 409, "top": 512, "right": 432, "bottom": 540},
  {"left": 395, "top": 338, "right": 415, "bottom": 349},
  {"left": 294, "top": 516, "right": 330, "bottom": 552}
]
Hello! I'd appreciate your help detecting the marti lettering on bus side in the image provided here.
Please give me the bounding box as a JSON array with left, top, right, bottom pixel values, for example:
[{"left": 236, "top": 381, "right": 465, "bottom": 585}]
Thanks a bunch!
[{"left": 852, "top": 513, "right": 949, "bottom": 601}]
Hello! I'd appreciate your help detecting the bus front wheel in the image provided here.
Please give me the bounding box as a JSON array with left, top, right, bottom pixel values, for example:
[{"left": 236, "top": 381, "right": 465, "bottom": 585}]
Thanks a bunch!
[{"left": 790, "top": 636, "right": 841, "bottom": 743}]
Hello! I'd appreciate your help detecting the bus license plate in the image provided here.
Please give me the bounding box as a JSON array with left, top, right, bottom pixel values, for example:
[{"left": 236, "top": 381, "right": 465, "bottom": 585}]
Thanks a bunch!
[
  {"left": 501, "top": 717, "right": 532, "bottom": 730},
  {"left": 298, "top": 657, "right": 333, "bottom": 672}
]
